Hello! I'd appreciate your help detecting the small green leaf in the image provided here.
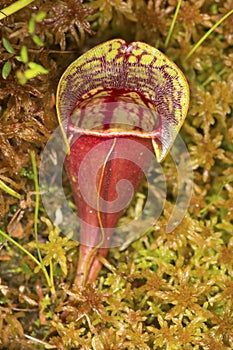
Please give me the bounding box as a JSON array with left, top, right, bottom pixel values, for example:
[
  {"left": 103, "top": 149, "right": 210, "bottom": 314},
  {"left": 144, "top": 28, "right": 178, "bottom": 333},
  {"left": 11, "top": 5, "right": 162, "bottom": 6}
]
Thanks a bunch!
[
  {"left": 28, "top": 18, "right": 35, "bottom": 34},
  {"left": 32, "top": 35, "right": 44, "bottom": 47},
  {"left": 2, "top": 61, "right": 12, "bottom": 79},
  {"left": 23, "top": 62, "right": 48, "bottom": 81},
  {"left": 28, "top": 61, "right": 48, "bottom": 73},
  {"left": 2, "top": 38, "right": 15, "bottom": 54},
  {"left": 20, "top": 45, "right": 28, "bottom": 63},
  {"left": 16, "top": 56, "right": 22, "bottom": 62},
  {"left": 24, "top": 69, "right": 39, "bottom": 80},
  {"left": 16, "top": 70, "right": 27, "bottom": 85},
  {"left": 35, "top": 11, "right": 46, "bottom": 22}
]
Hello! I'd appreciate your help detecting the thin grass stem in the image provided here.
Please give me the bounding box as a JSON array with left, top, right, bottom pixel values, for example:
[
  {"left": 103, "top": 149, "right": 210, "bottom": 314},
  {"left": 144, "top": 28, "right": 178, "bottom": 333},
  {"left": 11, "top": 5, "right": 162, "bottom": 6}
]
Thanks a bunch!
[
  {"left": 50, "top": 260, "right": 55, "bottom": 294},
  {"left": 185, "top": 9, "right": 233, "bottom": 60},
  {"left": 0, "top": 229, "right": 41, "bottom": 267},
  {"left": 165, "top": 0, "right": 182, "bottom": 48},
  {"left": 0, "top": 179, "right": 21, "bottom": 199},
  {"left": 30, "top": 151, "right": 53, "bottom": 293}
]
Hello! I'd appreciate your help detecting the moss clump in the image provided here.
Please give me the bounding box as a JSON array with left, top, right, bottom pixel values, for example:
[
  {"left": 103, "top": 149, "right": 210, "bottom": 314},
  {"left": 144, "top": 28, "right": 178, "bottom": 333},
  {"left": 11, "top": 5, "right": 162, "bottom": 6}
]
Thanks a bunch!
[{"left": 0, "top": 0, "right": 232, "bottom": 349}]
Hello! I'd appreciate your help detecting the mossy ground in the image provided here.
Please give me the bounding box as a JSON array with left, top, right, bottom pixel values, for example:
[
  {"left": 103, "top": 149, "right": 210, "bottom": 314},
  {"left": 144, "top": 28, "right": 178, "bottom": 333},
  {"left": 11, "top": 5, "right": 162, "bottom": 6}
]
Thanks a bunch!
[{"left": 0, "top": 0, "right": 233, "bottom": 349}]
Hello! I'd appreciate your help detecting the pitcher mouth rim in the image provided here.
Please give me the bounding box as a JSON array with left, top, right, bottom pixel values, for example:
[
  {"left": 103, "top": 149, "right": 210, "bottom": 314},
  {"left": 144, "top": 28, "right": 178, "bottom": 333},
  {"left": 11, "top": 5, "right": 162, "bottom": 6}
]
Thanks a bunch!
[{"left": 67, "top": 124, "right": 162, "bottom": 139}]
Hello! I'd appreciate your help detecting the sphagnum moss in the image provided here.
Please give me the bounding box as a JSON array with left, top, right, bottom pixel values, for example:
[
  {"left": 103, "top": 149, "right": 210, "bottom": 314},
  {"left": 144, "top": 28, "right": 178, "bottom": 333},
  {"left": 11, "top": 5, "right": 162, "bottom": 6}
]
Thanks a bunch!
[{"left": 0, "top": 0, "right": 233, "bottom": 349}]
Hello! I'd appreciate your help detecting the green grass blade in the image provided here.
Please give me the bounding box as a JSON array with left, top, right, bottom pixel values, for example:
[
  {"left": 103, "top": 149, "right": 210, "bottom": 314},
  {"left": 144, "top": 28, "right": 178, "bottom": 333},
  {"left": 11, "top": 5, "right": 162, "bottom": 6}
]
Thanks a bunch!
[
  {"left": 0, "top": 229, "right": 41, "bottom": 267},
  {"left": 31, "top": 151, "right": 54, "bottom": 293},
  {"left": 165, "top": 0, "right": 182, "bottom": 48},
  {"left": 0, "top": 179, "right": 21, "bottom": 199},
  {"left": 185, "top": 9, "right": 233, "bottom": 60},
  {"left": 0, "top": 0, "right": 35, "bottom": 20},
  {"left": 31, "top": 151, "right": 43, "bottom": 263}
]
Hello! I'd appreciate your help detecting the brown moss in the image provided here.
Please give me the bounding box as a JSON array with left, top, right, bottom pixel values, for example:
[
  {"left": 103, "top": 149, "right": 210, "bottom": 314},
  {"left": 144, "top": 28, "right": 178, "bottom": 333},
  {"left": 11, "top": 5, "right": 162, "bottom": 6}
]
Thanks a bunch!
[{"left": 43, "top": 0, "right": 94, "bottom": 50}]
